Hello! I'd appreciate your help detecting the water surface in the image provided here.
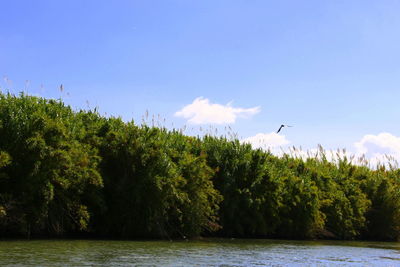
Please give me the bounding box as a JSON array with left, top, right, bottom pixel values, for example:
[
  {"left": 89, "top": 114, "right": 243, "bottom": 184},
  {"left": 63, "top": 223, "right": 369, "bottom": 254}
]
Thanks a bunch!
[{"left": 1, "top": 239, "right": 400, "bottom": 266}]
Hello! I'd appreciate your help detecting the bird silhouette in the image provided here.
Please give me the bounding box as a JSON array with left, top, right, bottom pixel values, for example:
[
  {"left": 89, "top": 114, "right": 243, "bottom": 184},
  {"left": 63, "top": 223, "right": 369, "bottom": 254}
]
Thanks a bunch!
[{"left": 277, "top": 124, "right": 292, "bottom": 133}]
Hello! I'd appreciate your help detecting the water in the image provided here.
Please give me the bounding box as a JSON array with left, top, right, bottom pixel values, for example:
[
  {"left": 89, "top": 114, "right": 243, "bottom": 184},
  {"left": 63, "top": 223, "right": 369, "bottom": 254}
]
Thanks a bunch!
[{"left": 1, "top": 239, "right": 400, "bottom": 266}]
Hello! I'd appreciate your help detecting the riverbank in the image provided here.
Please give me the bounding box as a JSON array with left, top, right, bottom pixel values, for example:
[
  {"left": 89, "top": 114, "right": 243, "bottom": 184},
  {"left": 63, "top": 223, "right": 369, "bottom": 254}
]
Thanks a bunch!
[{"left": 1, "top": 92, "right": 400, "bottom": 241}]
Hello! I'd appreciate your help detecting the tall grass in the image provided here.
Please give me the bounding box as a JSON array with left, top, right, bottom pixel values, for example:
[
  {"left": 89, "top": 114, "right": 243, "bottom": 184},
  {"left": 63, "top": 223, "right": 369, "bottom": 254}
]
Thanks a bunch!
[{"left": 0, "top": 92, "right": 399, "bottom": 240}]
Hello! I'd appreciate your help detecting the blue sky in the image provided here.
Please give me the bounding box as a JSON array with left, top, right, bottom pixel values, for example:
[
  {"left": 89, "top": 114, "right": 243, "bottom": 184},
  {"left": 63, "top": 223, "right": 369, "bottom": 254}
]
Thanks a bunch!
[{"left": 1, "top": 0, "right": 400, "bottom": 162}]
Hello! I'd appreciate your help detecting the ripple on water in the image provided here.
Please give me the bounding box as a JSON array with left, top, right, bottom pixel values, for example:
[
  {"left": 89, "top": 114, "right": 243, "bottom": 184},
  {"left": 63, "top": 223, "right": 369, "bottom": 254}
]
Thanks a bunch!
[{"left": 1, "top": 239, "right": 400, "bottom": 266}]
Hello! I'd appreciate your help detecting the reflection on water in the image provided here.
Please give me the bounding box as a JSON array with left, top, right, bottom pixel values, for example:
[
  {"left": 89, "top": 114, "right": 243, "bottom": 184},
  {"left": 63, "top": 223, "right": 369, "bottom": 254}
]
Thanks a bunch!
[{"left": 1, "top": 239, "right": 400, "bottom": 266}]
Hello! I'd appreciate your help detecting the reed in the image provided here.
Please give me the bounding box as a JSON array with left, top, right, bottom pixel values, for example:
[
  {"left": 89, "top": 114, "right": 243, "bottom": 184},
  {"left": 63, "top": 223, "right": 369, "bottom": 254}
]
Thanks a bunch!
[{"left": 0, "top": 92, "right": 399, "bottom": 240}]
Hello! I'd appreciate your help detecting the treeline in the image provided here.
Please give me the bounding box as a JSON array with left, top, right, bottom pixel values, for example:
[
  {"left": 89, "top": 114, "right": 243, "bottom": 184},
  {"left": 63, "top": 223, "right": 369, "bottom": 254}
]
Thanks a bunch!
[{"left": 0, "top": 93, "right": 400, "bottom": 241}]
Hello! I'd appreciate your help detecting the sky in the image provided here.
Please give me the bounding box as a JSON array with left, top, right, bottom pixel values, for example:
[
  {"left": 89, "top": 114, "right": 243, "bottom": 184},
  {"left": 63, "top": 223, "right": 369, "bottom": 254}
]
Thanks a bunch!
[{"left": 1, "top": 0, "right": 400, "bottom": 165}]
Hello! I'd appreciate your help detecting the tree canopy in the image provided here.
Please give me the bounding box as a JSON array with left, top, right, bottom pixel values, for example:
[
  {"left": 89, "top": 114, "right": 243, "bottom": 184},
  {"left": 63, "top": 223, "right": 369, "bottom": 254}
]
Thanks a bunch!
[{"left": 0, "top": 92, "right": 399, "bottom": 241}]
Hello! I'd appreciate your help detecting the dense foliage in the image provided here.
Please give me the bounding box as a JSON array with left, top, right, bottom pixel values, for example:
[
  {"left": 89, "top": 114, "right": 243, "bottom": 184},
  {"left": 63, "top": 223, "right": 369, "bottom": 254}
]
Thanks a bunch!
[{"left": 0, "top": 93, "right": 399, "bottom": 240}]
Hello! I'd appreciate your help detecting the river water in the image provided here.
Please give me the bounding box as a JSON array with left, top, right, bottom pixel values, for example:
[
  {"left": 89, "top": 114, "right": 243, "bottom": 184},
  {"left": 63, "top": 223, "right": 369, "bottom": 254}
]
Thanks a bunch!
[{"left": 1, "top": 239, "right": 400, "bottom": 266}]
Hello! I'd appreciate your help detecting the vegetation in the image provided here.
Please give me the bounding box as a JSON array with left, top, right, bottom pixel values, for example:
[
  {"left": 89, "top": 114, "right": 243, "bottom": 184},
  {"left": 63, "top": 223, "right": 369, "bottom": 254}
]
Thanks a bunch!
[{"left": 0, "top": 92, "right": 400, "bottom": 240}]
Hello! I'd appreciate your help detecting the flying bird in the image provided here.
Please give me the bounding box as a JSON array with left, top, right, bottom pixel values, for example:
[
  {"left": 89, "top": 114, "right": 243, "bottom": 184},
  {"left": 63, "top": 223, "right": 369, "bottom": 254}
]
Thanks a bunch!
[{"left": 277, "top": 124, "right": 292, "bottom": 133}]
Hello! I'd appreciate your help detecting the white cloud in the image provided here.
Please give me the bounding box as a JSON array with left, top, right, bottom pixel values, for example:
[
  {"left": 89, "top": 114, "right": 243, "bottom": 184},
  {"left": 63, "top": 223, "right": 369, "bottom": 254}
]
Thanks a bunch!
[
  {"left": 354, "top": 132, "right": 400, "bottom": 166},
  {"left": 241, "top": 132, "right": 400, "bottom": 168},
  {"left": 354, "top": 132, "right": 400, "bottom": 155},
  {"left": 279, "top": 133, "right": 400, "bottom": 167},
  {"left": 241, "top": 132, "right": 290, "bottom": 151},
  {"left": 175, "top": 97, "right": 260, "bottom": 124}
]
